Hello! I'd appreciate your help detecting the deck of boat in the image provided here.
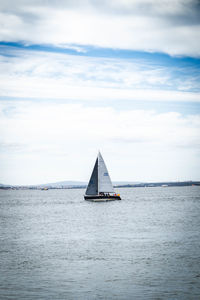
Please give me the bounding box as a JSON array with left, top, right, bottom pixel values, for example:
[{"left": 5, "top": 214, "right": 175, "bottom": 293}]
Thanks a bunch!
[{"left": 84, "top": 195, "right": 121, "bottom": 202}]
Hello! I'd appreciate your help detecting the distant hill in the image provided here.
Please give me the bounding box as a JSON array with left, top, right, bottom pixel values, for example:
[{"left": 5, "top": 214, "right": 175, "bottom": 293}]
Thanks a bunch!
[
  {"left": 35, "top": 181, "right": 139, "bottom": 188},
  {"left": 0, "top": 180, "right": 139, "bottom": 189},
  {"left": 0, "top": 183, "right": 12, "bottom": 188},
  {"left": 1, "top": 180, "right": 199, "bottom": 190},
  {"left": 39, "top": 181, "right": 87, "bottom": 188},
  {"left": 38, "top": 181, "right": 139, "bottom": 188},
  {"left": 113, "top": 181, "right": 140, "bottom": 186},
  {"left": 0, "top": 181, "right": 87, "bottom": 189}
]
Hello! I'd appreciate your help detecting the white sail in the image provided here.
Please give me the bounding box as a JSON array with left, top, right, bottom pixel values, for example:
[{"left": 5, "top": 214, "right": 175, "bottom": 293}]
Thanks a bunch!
[
  {"left": 98, "top": 152, "right": 114, "bottom": 193},
  {"left": 85, "top": 152, "right": 114, "bottom": 195}
]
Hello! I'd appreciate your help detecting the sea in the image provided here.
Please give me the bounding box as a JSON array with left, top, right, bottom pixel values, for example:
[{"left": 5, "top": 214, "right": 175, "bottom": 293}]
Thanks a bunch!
[{"left": 0, "top": 186, "right": 200, "bottom": 300}]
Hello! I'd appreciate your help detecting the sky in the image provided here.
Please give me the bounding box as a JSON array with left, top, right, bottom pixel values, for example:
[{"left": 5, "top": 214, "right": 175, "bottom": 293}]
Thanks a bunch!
[{"left": 0, "top": 0, "right": 200, "bottom": 185}]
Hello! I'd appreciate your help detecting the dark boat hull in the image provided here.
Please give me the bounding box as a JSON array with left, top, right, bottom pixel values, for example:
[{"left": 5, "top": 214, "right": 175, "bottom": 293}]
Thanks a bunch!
[{"left": 84, "top": 195, "right": 121, "bottom": 202}]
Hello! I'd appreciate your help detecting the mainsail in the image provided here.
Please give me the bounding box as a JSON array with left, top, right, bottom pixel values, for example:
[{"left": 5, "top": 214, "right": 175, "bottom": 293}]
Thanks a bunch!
[
  {"left": 98, "top": 152, "right": 114, "bottom": 193},
  {"left": 85, "top": 152, "right": 114, "bottom": 195}
]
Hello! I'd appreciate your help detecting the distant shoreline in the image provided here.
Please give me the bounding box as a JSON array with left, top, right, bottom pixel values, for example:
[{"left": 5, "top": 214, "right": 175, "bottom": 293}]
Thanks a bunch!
[{"left": 0, "top": 181, "right": 199, "bottom": 190}]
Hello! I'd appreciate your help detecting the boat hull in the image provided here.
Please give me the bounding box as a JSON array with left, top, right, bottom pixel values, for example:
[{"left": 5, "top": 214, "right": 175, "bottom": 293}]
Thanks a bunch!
[{"left": 84, "top": 195, "right": 121, "bottom": 202}]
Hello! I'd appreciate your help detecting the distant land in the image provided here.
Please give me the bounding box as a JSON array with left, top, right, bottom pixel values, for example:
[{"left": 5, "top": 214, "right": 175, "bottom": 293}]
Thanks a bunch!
[
  {"left": 0, "top": 181, "right": 139, "bottom": 189},
  {"left": 0, "top": 180, "right": 199, "bottom": 190}
]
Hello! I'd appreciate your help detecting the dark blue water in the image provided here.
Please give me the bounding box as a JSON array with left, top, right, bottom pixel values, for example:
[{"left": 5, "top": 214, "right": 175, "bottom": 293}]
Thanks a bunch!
[{"left": 0, "top": 187, "right": 200, "bottom": 299}]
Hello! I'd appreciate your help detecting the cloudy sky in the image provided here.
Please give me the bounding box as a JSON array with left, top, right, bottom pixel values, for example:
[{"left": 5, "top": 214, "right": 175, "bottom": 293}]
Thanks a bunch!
[{"left": 0, "top": 0, "right": 200, "bottom": 185}]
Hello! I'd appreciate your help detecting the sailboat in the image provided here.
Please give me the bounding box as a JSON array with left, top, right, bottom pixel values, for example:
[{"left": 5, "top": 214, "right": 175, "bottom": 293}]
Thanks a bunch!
[{"left": 84, "top": 152, "right": 121, "bottom": 202}]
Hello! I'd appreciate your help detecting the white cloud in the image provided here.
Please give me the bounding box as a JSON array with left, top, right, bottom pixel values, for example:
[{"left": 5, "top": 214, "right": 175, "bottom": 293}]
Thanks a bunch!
[
  {"left": 0, "top": 48, "right": 199, "bottom": 102},
  {"left": 0, "top": 1, "right": 200, "bottom": 185},
  {"left": 0, "top": 101, "right": 199, "bottom": 184},
  {"left": 0, "top": 0, "right": 200, "bottom": 56}
]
